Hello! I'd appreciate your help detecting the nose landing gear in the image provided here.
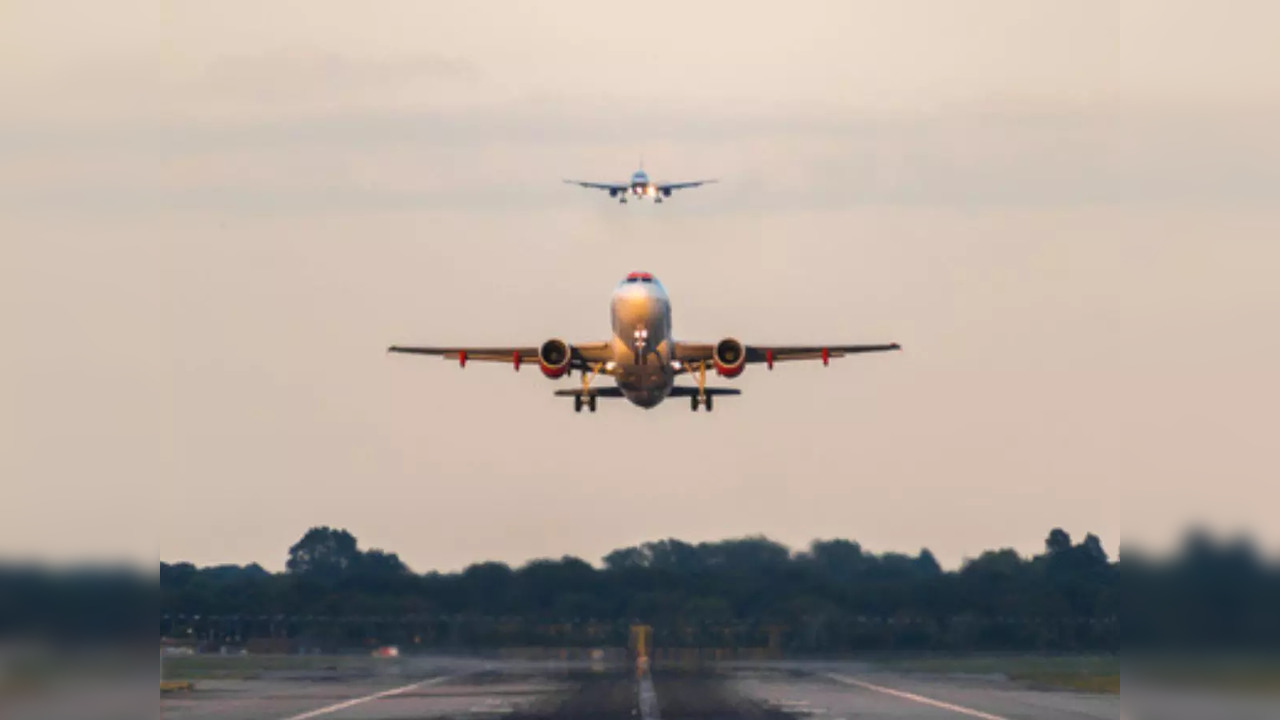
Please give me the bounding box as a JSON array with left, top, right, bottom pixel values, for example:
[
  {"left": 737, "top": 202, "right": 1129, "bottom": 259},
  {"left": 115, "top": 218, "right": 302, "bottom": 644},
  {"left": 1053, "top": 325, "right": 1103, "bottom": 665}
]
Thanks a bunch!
[{"left": 632, "top": 327, "right": 649, "bottom": 366}]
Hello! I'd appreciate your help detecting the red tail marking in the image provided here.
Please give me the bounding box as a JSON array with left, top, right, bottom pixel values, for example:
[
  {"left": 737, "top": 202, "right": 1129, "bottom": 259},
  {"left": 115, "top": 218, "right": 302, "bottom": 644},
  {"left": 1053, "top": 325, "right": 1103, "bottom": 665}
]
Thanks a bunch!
[
  {"left": 512, "top": 351, "right": 521, "bottom": 371},
  {"left": 766, "top": 349, "right": 774, "bottom": 370},
  {"left": 821, "top": 347, "right": 829, "bottom": 366},
  {"left": 458, "top": 350, "right": 467, "bottom": 368}
]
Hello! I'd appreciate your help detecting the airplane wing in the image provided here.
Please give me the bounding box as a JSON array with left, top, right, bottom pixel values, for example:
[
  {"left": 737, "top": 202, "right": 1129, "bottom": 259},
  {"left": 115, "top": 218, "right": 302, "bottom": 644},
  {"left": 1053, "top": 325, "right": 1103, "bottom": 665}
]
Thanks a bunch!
[
  {"left": 563, "top": 179, "right": 627, "bottom": 192},
  {"left": 388, "top": 342, "right": 612, "bottom": 368},
  {"left": 655, "top": 180, "right": 717, "bottom": 192},
  {"left": 673, "top": 341, "right": 900, "bottom": 367}
]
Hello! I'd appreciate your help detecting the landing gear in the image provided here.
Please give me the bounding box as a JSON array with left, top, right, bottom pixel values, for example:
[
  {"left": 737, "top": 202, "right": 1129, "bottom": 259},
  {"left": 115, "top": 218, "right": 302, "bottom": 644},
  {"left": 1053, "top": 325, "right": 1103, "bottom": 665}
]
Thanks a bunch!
[
  {"left": 573, "top": 363, "right": 604, "bottom": 413},
  {"left": 688, "top": 361, "right": 713, "bottom": 412},
  {"left": 619, "top": 196, "right": 628, "bottom": 204},
  {"left": 689, "top": 395, "right": 714, "bottom": 412}
]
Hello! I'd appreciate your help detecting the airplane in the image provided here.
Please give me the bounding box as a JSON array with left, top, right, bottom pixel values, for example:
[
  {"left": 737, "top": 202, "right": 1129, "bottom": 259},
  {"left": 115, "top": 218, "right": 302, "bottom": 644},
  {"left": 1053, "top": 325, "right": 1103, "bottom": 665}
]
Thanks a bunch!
[
  {"left": 387, "top": 272, "right": 901, "bottom": 413},
  {"left": 563, "top": 165, "right": 715, "bottom": 203}
]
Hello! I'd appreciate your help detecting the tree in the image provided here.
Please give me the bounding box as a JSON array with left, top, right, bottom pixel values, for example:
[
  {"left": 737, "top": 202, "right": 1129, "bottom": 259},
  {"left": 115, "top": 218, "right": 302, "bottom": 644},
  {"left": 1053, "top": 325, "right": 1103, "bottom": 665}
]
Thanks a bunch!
[
  {"left": 914, "top": 549, "right": 943, "bottom": 576},
  {"left": 1045, "top": 528, "right": 1072, "bottom": 555},
  {"left": 286, "top": 526, "right": 360, "bottom": 580},
  {"left": 1080, "top": 533, "right": 1108, "bottom": 564}
]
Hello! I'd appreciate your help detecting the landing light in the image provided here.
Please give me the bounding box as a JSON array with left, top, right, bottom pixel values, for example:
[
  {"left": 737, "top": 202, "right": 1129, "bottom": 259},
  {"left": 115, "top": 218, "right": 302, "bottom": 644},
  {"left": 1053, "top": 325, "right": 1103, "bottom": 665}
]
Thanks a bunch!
[{"left": 605, "top": 361, "right": 617, "bottom": 371}]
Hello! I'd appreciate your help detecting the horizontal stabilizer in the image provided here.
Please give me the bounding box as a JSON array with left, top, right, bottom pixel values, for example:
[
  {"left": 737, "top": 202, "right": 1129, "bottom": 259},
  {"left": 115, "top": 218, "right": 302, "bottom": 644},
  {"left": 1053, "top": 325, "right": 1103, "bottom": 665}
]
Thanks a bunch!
[
  {"left": 667, "top": 386, "right": 742, "bottom": 397},
  {"left": 553, "top": 388, "right": 625, "bottom": 398}
]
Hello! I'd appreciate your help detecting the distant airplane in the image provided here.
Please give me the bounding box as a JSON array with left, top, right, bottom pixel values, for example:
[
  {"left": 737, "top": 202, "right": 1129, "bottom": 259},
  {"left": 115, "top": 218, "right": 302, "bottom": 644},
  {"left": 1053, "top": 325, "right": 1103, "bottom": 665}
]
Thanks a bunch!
[
  {"left": 563, "top": 164, "right": 716, "bottom": 203},
  {"left": 388, "top": 272, "right": 900, "bottom": 413}
]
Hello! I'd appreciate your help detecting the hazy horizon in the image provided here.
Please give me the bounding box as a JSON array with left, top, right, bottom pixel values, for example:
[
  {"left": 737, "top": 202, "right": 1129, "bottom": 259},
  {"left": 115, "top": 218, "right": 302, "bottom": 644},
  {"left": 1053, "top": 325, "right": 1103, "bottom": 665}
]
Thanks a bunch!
[{"left": 3, "top": 1, "right": 1278, "bottom": 574}]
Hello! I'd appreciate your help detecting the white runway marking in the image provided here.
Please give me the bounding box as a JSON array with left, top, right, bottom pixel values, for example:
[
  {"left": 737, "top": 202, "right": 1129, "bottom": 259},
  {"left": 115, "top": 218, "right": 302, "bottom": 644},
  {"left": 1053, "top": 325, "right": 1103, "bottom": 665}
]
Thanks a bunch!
[
  {"left": 281, "top": 674, "right": 451, "bottom": 720},
  {"left": 638, "top": 673, "right": 661, "bottom": 720},
  {"left": 827, "top": 674, "right": 1012, "bottom": 720}
]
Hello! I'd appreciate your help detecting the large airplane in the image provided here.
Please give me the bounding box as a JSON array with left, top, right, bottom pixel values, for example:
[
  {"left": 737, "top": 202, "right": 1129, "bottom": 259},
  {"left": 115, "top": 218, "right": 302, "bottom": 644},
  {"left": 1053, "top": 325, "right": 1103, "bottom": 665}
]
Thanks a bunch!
[
  {"left": 564, "top": 165, "right": 715, "bottom": 203},
  {"left": 388, "top": 272, "right": 901, "bottom": 412}
]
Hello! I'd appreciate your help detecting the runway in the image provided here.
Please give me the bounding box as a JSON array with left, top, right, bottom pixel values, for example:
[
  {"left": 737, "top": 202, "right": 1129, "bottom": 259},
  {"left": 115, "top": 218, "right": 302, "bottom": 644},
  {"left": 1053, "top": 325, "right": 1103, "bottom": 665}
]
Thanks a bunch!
[{"left": 160, "top": 658, "right": 1121, "bottom": 720}]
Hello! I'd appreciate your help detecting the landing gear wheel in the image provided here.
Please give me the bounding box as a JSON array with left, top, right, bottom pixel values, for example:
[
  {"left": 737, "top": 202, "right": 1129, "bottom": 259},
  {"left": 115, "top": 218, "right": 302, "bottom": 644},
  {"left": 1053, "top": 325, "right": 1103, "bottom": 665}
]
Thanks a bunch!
[
  {"left": 588, "top": 395, "right": 597, "bottom": 413},
  {"left": 574, "top": 396, "right": 583, "bottom": 413},
  {"left": 705, "top": 395, "right": 714, "bottom": 412},
  {"left": 690, "top": 396, "right": 699, "bottom": 412}
]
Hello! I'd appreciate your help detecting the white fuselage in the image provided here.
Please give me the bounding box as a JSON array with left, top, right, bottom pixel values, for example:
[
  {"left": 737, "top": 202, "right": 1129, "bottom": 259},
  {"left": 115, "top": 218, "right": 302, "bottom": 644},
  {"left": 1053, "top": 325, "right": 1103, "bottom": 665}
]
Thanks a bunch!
[{"left": 609, "top": 277, "right": 675, "bottom": 407}]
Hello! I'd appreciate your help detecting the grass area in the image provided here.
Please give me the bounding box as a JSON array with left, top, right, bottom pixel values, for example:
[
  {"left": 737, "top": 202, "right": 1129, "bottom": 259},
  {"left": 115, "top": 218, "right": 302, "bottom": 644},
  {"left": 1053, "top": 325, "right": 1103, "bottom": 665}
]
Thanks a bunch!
[
  {"left": 1128, "top": 655, "right": 1280, "bottom": 696},
  {"left": 160, "top": 680, "right": 195, "bottom": 693},
  {"left": 161, "top": 654, "right": 404, "bottom": 681},
  {"left": 1007, "top": 668, "right": 1119, "bottom": 694},
  {"left": 865, "top": 654, "right": 1120, "bottom": 694}
]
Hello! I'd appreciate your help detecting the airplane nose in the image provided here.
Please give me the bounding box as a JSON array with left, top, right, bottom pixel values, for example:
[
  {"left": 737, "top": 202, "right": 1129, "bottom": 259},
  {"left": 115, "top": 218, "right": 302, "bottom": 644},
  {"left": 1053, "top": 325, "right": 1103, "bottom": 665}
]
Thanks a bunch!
[{"left": 619, "top": 291, "right": 661, "bottom": 320}]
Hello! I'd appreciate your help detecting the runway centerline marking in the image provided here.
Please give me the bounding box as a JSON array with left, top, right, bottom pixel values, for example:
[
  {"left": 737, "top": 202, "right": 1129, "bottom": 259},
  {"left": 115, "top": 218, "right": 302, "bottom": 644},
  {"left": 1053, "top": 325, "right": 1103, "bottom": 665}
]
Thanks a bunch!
[
  {"left": 638, "top": 673, "right": 661, "bottom": 720},
  {"left": 827, "top": 674, "right": 1012, "bottom": 720},
  {"left": 280, "top": 673, "right": 452, "bottom": 720}
]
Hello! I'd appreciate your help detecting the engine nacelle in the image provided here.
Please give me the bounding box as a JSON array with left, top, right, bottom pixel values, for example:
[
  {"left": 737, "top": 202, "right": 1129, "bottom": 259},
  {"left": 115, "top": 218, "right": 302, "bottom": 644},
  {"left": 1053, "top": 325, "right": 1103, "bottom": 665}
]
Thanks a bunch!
[
  {"left": 538, "top": 338, "right": 572, "bottom": 378},
  {"left": 713, "top": 337, "right": 747, "bottom": 378},
  {"left": 661, "top": 188, "right": 672, "bottom": 197},
  {"left": 608, "top": 188, "right": 619, "bottom": 198}
]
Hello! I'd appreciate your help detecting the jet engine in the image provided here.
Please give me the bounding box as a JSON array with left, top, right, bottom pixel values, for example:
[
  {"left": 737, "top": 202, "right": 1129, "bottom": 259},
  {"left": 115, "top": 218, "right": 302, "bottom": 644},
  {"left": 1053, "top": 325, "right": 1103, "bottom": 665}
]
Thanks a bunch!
[
  {"left": 538, "top": 338, "right": 572, "bottom": 378},
  {"left": 713, "top": 338, "right": 747, "bottom": 378}
]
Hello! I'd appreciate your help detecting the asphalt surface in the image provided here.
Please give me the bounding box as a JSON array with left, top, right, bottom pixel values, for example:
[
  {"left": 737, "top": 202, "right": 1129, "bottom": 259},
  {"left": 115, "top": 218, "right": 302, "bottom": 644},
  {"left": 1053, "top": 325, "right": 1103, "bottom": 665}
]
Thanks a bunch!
[{"left": 159, "top": 659, "right": 1125, "bottom": 720}]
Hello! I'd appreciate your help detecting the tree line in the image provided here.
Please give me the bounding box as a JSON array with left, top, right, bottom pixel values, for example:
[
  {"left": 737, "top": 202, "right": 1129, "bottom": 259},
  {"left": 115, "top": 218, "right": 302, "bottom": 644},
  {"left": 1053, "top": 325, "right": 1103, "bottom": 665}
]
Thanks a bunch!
[{"left": 160, "top": 527, "right": 1125, "bottom": 652}]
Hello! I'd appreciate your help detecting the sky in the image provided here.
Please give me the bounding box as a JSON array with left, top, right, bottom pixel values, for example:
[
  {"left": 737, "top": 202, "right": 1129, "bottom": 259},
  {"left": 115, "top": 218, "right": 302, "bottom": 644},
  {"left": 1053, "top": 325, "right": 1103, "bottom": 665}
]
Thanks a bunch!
[{"left": 2, "top": 1, "right": 1278, "bottom": 573}]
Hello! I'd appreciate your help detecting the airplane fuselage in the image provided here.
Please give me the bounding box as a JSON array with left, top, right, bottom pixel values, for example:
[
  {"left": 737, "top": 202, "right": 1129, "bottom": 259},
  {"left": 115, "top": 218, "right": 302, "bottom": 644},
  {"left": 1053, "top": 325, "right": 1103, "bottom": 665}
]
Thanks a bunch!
[
  {"left": 609, "top": 273, "right": 675, "bottom": 407},
  {"left": 627, "top": 170, "right": 658, "bottom": 199}
]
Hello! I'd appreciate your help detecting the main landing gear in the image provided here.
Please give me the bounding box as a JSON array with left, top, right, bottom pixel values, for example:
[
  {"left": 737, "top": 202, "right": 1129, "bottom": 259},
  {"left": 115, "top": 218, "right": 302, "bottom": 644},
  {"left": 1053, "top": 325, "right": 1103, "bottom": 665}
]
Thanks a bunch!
[
  {"left": 688, "top": 360, "right": 713, "bottom": 412},
  {"left": 573, "top": 363, "right": 604, "bottom": 413}
]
